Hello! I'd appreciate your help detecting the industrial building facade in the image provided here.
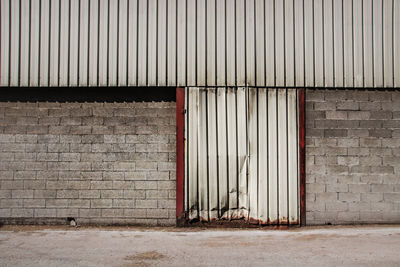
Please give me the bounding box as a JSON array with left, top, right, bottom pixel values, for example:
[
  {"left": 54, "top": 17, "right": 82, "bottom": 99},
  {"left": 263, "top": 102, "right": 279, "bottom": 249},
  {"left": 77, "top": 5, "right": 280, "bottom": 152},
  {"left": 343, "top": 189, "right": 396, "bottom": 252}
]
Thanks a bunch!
[{"left": 0, "top": 0, "right": 399, "bottom": 226}]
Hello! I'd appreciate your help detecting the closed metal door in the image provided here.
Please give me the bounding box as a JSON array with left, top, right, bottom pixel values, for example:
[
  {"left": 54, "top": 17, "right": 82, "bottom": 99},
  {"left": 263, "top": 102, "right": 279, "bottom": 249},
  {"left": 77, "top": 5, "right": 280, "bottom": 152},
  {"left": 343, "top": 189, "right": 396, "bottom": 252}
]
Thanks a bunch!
[{"left": 184, "top": 87, "right": 300, "bottom": 225}]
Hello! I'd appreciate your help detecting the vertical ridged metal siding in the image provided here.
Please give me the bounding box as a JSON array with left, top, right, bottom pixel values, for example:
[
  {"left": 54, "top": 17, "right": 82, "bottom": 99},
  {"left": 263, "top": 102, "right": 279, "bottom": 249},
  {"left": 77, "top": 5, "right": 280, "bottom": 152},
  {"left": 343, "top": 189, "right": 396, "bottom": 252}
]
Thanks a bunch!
[
  {"left": 0, "top": 0, "right": 399, "bottom": 87},
  {"left": 184, "top": 87, "right": 299, "bottom": 224}
]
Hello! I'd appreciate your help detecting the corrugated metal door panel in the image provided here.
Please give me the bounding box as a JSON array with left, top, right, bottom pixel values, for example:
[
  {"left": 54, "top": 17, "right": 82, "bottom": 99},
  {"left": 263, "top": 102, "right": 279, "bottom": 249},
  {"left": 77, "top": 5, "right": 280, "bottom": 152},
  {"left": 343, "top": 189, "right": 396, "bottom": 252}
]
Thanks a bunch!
[
  {"left": 207, "top": 88, "right": 218, "bottom": 220},
  {"left": 226, "top": 87, "right": 238, "bottom": 219},
  {"left": 258, "top": 88, "right": 268, "bottom": 223},
  {"left": 185, "top": 87, "right": 300, "bottom": 225},
  {"left": 288, "top": 89, "right": 298, "bottom": 224},
  {"left": 198, "top": 89, "right": 208, "bottom": 220},
  {"left": 268, "top": 89, "right": 278, "bottom": 223},
  {"left": 278, "top": 89, "right": 288, "bottom": 224},
  {"left": 187, "top": 87, "right": 198, "bottom": 220},
  {"left": 237, "top": 87, "right": 248, "bottom": 219},
  {"left": 248, "top": 88, "right": 258, "bottom": 221},
  {"left": 216, "top": 89, "right": 228, "bottom": 218}
]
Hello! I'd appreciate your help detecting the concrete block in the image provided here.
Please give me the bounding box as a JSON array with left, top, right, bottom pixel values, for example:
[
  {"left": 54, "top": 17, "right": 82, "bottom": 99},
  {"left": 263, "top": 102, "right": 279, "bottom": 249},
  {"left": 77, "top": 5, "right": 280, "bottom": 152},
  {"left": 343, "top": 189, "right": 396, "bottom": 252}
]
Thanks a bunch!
[
  {"left": 123, "top": 190, "right": 146, "bottom": 199},
  {"left": 135, "top": 200, "right": 158, "bottom": 208},
  {"left": 11, "top": 208, "right": 34, "bottom": 217},
  {"left": 12, "top": 190, "right": 34, "bottom": 199},
  {"left": 338, "top": 193, "right": 361, "bottom": 202},
  {"left": 91, "top": 199, "right": 113, "bottom": 208},
  {"left": 113, "top": 199, "right": 135, "bottom": 208},
  {"left": 56, "top": 208, "right": 79, "bottom": 218},
  {"left": 34, "top": 209, "right": 57, "bottom": 217},
  {"left": 100, "top": 190, "right": 124, "bottom": 199}
]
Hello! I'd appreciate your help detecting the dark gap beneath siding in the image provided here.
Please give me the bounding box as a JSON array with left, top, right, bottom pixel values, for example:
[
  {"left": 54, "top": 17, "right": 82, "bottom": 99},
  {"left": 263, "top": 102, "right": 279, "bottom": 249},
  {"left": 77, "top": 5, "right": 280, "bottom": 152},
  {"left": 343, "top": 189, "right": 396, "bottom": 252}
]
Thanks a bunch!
[{"left": 0, "top": 87, "right": 176, "bottom": 102}]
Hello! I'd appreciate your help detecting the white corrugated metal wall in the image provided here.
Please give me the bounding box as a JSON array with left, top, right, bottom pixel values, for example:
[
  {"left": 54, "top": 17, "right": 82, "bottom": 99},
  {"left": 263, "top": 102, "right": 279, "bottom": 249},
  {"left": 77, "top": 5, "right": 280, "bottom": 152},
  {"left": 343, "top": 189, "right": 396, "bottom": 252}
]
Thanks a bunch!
[
  {"left": 1, "top": 0, "right": 399, "bottom": 87},
  {"left": 184, "top": 87, "right": 299, "bottom": 224}
]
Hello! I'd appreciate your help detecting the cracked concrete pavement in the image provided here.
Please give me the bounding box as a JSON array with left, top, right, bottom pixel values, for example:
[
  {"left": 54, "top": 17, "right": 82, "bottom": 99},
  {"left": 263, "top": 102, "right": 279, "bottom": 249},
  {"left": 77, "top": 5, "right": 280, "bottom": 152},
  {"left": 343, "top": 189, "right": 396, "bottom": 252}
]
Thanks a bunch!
[{"left": 0, "top": 225, "right": 400, "bottom": 266}]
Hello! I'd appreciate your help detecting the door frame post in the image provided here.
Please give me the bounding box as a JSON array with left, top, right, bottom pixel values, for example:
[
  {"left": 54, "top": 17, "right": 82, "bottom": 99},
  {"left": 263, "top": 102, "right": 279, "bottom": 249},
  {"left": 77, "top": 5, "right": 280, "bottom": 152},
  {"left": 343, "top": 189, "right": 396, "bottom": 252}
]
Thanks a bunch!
[
  {"left": 176, "top": 87, "right": 185, "bottom": 225},
  {"left": 298, "top": 89, "right": 306, "bottom": 226}
]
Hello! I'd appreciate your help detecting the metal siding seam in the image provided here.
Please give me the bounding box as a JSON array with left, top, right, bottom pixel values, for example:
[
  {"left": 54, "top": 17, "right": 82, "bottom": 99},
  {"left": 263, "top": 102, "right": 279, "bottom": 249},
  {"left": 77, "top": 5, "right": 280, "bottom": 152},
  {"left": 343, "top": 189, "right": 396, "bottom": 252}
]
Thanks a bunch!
[
  {"left": 77, "top": 0, "right": 81, "bottom": 86},
  {"left": 226, "top": 0, "right": 236, "bottom": 86},
  {"left": 126, "top": 0, "right": 129, "bottom": 85},
  {"left": 47, "top": 0, "right": 50, "bottom": 86},
  {"left": 116, "top": 0, "right": 120, "bottom": 85},
  {"left": 395, "top": 0, "right": 400, "bottom": 87},
  {"left": 27, "top": 0, "right": 31, "bottom": 86},
  {"left": 57, "top": 0, "right": 61, "bottom": 86},
  {"left": 17, "top": 0, "right": 21, "bottom": 86},
  {"left": 8, "top": 0, "right": 11, "bottom": 86},
  {"left": 67, "top": 0, "right": 71, "bottom": 86}
]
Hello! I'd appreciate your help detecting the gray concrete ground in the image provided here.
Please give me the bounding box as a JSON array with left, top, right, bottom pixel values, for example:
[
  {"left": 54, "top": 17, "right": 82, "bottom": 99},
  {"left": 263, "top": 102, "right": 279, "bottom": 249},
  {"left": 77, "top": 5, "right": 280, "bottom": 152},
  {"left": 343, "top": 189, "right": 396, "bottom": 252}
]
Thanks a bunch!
[{"left": 0, "top": 225, "right": 400, "bottom": 267}]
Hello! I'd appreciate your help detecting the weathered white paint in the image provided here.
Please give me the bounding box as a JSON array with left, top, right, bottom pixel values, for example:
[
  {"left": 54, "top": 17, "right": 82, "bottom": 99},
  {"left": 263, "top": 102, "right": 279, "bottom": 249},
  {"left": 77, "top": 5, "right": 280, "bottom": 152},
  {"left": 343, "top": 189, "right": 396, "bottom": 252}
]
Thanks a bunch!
[
  {"left": 1, "top": 0, "right": 399, "bottom": 87},
  {"left": 185, "top": 87, "right": 300, "bottom": 224}
]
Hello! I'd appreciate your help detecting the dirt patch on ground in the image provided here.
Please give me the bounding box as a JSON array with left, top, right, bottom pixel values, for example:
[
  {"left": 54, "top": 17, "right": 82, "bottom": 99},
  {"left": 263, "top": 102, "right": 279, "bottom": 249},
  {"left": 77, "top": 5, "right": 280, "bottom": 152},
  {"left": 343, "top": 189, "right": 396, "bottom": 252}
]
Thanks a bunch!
[
  {"left": 125, "top": 251, "right": 166, "bottom": 261},
  {"left": 120, "top": 251, "right": 167, "bottom": 267},
  {"left": 200, "top": 240, "right": 257, "bottom": 248}
]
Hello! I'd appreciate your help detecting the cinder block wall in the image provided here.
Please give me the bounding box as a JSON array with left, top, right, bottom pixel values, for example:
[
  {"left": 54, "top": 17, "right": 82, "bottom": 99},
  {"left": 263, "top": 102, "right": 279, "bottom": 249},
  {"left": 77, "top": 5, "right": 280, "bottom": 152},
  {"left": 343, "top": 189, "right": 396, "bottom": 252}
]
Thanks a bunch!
[
  {"left": 0, "top": 101, "right": 176, "bottom": 226},
  {"left": 306, "top": 90, "right": 400, "bottom": 224}
]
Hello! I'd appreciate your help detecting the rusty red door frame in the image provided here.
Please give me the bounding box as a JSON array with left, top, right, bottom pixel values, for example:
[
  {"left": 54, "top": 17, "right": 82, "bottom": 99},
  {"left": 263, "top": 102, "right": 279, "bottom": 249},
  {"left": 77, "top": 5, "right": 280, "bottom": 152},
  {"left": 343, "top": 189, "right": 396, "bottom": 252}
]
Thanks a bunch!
[
  {"left": 176, "top": 87, "right": 185, "bottom": 225},
  {"left": 298, "top": 89, "right": 306, "bottom": 226},
  {"left": 175, "top": 87, "right": 306, "bottom": 226}
]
